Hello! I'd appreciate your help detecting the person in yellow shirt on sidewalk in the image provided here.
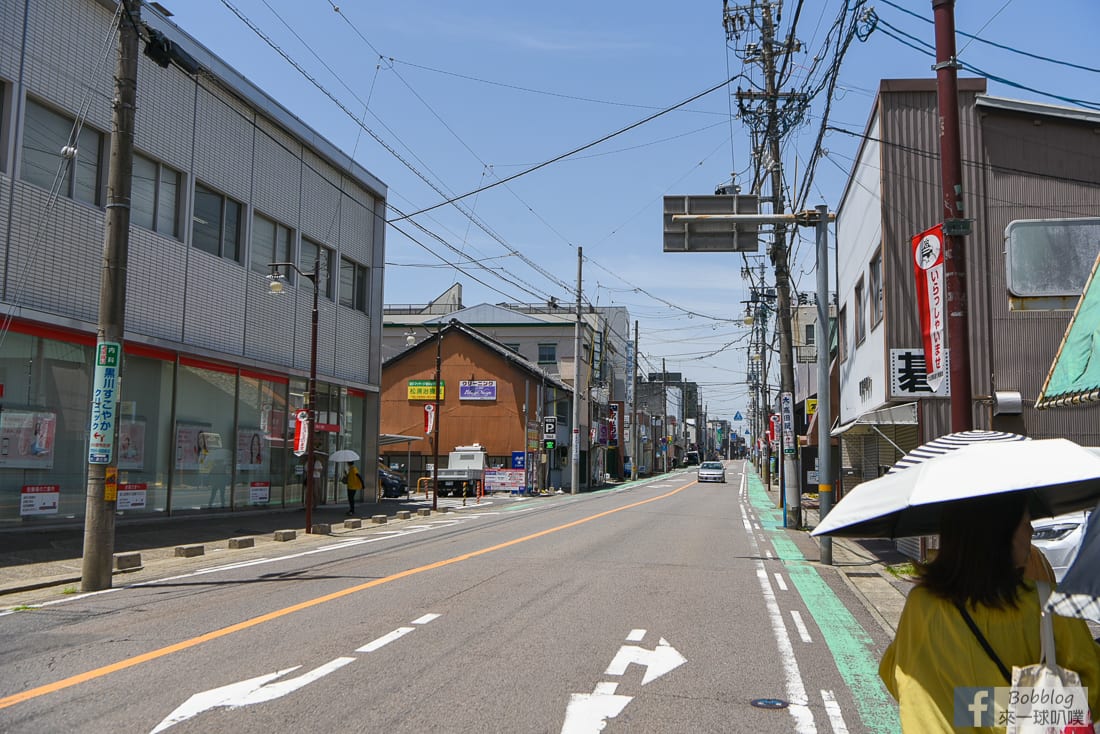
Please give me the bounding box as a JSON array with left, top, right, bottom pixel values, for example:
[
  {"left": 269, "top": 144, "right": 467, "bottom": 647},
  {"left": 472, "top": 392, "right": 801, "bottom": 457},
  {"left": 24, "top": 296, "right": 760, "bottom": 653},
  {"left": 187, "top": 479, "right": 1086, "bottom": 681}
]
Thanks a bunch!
[
  {"left": 879, "top": 493, "right": 1100, "bottom": 732},
  {"left": 342, "top": 462, "right": 364, "bottom": 516}
]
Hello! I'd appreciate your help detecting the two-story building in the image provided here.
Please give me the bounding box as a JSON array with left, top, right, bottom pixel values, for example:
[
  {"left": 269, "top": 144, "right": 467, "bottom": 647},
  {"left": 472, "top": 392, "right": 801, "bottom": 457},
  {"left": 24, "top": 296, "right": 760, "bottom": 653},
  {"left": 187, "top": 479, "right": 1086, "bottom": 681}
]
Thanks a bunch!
[{"left": 0, "top": 0, "right": 387, "bottom": 525}]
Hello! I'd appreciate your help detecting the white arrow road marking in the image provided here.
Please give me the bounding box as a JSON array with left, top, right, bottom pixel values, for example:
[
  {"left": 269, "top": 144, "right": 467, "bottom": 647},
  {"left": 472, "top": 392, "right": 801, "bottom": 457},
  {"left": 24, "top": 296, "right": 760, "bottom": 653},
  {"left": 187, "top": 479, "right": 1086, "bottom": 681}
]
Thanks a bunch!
[
  {"left": 357, "top": 627, "right": 415, "bottom": 652},
  {"left": 604, "top": 637, "right": 686, "bottom": 685},
  {"left": 560, "top": 682, "right": 633, "bottom": 734},
  {"left": 151, "top": 614, "right": 440, "bottom": 733},
  {"left": 625, "top": 629, "right": 646, "bottom": 642},
  {"left": 150, "top": 658, "right": 353, "bottom": 733}
]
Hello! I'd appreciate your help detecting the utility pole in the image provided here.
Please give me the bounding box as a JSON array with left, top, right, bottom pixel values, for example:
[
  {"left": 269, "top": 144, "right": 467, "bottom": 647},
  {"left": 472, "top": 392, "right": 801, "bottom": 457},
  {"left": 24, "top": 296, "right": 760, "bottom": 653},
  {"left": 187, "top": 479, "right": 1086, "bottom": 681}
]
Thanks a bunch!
[
  {"left": 82, "top": 0, "right": 140, "bottom": 592},
  {"left": 932, "top": 0, "right": 973, "bottom": 432},
  {"left": 571, "top": 247, "right": 583, "bottom": 494},
  {"left": 631, "top": 320, "right": 639, "bottom": 481},
  {"left": 661, "top": 359, "right": 668, "bottom": 473},
  {"left": 815, "top": 203, "right": 834, "bottom": 565},
  {"left": 729, "top": 2, "right": 805, "bottom": 529}
]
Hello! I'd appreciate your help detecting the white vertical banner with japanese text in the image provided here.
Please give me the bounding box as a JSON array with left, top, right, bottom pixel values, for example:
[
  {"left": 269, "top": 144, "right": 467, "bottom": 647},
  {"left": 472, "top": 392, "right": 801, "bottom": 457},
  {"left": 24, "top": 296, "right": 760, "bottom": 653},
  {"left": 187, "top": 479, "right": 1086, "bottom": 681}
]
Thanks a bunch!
[{"left": 911, "top": 224, "right": 946, "bottom": 392}]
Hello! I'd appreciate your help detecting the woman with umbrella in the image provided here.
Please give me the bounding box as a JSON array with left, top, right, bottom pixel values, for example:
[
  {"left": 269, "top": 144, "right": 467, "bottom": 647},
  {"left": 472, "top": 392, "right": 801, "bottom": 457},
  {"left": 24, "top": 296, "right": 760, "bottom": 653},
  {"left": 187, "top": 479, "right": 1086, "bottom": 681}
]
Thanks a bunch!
[{"left": 879, "top": 492, "right": 1100, "bottom": 731}]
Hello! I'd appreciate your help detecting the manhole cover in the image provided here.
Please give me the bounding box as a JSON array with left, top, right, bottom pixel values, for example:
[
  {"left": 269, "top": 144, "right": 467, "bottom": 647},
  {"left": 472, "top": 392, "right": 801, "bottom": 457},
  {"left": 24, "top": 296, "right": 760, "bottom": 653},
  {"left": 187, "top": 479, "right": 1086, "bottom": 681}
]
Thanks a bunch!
[{"left": 750, "top": 698, "right": 789, "bottom": 710}]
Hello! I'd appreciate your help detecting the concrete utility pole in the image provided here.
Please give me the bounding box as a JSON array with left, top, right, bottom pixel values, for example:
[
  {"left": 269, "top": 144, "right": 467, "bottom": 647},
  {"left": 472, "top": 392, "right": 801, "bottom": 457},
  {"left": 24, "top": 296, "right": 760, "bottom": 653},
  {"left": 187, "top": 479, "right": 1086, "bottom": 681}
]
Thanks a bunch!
[
  {"left": 631, "top": 320, "right": 639, "bottom": 481},
  {"left": 571, "top": 247, "right": 583, "bottom": 494},
  {"left": 815, "top": 203, "right": 834, "bottom": 565},
  {"left": 82, "top": 0, "right": 140, "bottom": 592},
  {"left": 661, "top": 359, "right": 668, "bottom": 472},
  {"left": 932, "top": 0, "right": 974, "bottom": 432}
]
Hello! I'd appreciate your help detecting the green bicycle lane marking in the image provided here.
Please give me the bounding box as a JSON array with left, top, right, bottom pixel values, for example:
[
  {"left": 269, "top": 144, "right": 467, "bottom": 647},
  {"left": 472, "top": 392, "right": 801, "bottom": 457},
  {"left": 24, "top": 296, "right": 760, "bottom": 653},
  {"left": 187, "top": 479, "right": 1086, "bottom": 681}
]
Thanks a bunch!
[{"left": 746, "top": 473, "right": 900, "bottom": 733}]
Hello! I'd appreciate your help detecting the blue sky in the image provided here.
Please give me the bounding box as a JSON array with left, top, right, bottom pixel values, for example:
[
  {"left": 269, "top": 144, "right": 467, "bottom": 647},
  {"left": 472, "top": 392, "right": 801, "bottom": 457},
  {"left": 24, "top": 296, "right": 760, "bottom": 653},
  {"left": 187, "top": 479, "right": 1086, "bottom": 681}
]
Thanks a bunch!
[{"left": 159, "top": 0, "right": 1100, "bottom": 421}]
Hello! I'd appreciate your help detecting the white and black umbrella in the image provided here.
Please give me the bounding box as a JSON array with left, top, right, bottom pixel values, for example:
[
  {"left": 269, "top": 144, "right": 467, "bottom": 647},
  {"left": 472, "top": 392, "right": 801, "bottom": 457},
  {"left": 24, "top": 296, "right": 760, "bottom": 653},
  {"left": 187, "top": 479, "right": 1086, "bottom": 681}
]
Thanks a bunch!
[
  {"left": 1047, "top": 502, "right": 1100, "bottom": 621},
  {"left": 812, "top": 433, "right": 1100, "bottom": 538}
]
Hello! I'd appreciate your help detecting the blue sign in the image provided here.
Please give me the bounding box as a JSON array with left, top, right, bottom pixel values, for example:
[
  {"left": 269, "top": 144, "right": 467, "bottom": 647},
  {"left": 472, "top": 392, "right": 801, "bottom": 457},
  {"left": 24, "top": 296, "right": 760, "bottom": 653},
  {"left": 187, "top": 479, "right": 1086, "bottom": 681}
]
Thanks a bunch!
[
  {"left": 511, "top": 451, "right": 525, "bottom": 469},
  {"left": 459, "top": 380, "right": 497, "bottom": 401},
  {"left": 734, "top": 411, "right": 743, "bottom": 421}
]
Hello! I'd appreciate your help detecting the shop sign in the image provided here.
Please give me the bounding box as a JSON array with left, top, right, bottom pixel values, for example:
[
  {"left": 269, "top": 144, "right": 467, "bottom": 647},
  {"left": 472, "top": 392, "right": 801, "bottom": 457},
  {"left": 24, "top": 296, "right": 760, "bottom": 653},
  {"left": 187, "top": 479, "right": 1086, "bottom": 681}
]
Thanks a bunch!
[
  {"left": 408, "top": 380, "right": 444, "bottom": 400},
  {"left": 459, "top": 380, "right": 496, "bottom": 401},
  {"left": 117, "top": 483, "right": 147, "bottom": 511}
]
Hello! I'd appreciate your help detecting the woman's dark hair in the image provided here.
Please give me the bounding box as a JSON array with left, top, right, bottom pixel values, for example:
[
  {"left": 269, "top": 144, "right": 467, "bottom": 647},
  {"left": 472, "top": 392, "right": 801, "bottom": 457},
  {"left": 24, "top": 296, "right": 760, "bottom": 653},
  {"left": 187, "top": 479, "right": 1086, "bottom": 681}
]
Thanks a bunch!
[{"left": 918, "top": 492, "right": 1028, "bottom": 609}]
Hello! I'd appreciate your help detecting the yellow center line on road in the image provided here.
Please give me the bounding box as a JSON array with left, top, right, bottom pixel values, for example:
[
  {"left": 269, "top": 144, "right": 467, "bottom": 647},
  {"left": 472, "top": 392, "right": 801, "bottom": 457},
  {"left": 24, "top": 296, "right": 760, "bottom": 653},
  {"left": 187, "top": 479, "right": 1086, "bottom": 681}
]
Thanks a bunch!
[{"left": 0, "top": 480, "right": 695, "bottom": 710}]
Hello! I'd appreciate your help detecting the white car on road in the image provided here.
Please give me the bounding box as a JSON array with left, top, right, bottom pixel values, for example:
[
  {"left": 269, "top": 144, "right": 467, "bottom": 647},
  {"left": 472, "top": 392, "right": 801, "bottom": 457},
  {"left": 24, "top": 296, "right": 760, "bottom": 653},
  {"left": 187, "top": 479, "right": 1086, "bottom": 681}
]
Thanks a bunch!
[
  {"left": 1032, "top": 510, "right": 1089, "bottom": 581},
  {"left": 696, "top": 461, "right": 726, "bottom": 483}
]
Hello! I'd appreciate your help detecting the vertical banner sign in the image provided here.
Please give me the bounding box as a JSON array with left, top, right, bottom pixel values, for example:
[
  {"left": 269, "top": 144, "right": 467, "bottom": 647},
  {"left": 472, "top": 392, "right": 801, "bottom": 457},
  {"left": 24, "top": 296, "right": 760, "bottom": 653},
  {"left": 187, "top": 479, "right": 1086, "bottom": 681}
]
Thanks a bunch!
[
  {"left": 780, "top": 392, "right": 795, "bottom": 455},
  {"left": 911, "top": 223, "right": 946, "bottom": 392},
  {"left": 424, "top": 403, "right": 435, "bottom": 434},
  {"left": 88, "top": 341, "right": 121, "bottom": 464},
  {"left": 293, "top": 410, "right": 309, "bottom": 456}
]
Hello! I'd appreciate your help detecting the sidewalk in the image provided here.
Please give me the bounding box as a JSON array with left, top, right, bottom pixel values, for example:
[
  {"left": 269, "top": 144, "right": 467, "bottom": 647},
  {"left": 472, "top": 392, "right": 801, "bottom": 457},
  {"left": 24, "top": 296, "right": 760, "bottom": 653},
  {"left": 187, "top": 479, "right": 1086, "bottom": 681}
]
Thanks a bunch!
[{"left": 0, "top": 492, "right": 497, "bottom": 602}]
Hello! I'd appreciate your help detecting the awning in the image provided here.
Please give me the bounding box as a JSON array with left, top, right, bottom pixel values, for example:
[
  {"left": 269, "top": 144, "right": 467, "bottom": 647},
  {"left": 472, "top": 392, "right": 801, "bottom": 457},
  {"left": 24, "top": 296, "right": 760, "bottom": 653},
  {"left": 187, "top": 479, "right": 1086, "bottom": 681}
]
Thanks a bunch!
[
  {"left": 379, "top": 434, "right": 423, "bottom": 446},
  {"left": 831, "top": 402, "right": 918, "bottom": 436},
  {"left": 1036, "top": 249, "right": 1100, "bottom": 408}
]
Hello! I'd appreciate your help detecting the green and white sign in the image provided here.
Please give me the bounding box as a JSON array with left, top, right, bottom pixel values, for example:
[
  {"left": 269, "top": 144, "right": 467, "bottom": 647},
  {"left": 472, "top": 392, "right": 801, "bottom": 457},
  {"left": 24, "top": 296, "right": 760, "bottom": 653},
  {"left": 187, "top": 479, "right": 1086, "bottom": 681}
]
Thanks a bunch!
[{"left": 88, "top": 341, "right": 121, "bottom": 464}]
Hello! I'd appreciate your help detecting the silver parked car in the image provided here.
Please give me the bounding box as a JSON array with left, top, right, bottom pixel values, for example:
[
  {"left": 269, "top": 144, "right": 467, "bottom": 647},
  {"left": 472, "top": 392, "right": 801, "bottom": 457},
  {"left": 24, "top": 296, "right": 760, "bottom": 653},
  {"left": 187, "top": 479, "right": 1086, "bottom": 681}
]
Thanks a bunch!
[{"left": 696, "top": 461, "right": 726, "bottom": 483}]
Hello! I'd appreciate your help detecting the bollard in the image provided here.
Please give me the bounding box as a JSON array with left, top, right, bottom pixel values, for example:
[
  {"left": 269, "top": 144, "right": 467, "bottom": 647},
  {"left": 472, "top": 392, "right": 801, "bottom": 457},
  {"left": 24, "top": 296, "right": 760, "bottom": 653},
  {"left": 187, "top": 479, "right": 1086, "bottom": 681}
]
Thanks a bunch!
[
  {"left": 113, "top": 552, "right": 142, "bottom": 571},
  {"left": 417, "top": 508, "right": 432, "bottom": 517},
  {"left": 343, "top": 518, "right": 362, "bottom": 529},
  {"left": 174, "top": 544, "right": 204, "bottom": 558},
  {"left": 397, "top": 510, "right": 412, "bottom": 520},
  {"left": 273, "top": 529, "right": 297, "bottom": 542},
  {"left": 371, "top": 515, "right": 388, "bottom": 524},
  {"left": 228, "top": 537, "right": 255, "bottom": 549}
]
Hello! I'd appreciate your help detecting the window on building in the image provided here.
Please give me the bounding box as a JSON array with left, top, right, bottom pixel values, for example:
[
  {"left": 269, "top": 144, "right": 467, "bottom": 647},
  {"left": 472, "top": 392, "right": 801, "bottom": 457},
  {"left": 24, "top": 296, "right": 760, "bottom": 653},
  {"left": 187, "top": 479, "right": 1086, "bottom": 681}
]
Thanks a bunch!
[
  {"left": 870, "top": 249, "right": 883, "bottom": 326},
  {"left": 838, "top": 306, "right": 848, "bottom": 362},
  {"left": 854, "top": 277, "right": 866, "bottom": 344},
  {"left": 538, "top": 343, "right": 557, "bottom": 364},
  {"left": 21, "top": 99, "right": 103, "bottom": 205},
  {"left": 339, "top": 257, "right": 368, "bottom": 312},
  {"left": 502, "top": 343, "right": 521, "bottom": 355},
  {"left": 805, "top": 323, "right": 815, "bottom": 346},
  {"left": 251, "top": 214, "right": 292, "bottom": 276},
  {"left": 131, "top": 153, "right": 181, "bottom": 238},
  {"left": 192, "top": 183, "right": 242, "bottom": 261},
  {"left": 300, "top": 237, "right": 334, "bottom": 300}
]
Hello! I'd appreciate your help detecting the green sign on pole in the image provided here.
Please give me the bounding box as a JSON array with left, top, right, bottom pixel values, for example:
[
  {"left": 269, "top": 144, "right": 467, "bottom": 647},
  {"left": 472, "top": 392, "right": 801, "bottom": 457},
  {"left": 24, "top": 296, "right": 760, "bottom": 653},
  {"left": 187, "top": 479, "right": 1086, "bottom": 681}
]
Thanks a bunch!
[{"left": 88, "top": 341, "right": 121, "bottom": 464}]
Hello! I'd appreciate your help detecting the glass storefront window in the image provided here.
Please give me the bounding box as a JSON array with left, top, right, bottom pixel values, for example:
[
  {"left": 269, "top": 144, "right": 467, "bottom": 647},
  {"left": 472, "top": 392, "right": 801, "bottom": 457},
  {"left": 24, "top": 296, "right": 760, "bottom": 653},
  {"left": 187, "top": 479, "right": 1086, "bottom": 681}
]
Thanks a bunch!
[
  {"left": 173, "top": 363, "right": 238, "bottom": 512},
  {"left": 0, "top": 332, "right": 91, "bottom": 525},
  {"left": 117, "top": 354, "right": 175, "bottom": 515},
  {"left": 235, "top": 374, "right": 288, "bottom": 508}
]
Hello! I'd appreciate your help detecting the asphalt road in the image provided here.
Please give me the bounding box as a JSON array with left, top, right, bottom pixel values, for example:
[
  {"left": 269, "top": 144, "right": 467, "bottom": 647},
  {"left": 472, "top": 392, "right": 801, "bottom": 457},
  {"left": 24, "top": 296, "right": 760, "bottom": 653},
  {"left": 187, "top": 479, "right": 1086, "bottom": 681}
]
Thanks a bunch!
[{"left": 0, "top": 462, "right": 899, "bottom": 733}]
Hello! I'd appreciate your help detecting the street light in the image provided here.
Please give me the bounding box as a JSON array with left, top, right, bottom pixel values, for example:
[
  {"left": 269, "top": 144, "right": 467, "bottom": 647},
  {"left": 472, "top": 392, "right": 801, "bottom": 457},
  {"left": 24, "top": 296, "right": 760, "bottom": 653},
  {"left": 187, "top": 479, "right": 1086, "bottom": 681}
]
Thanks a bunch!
[{"left": 268, "top": 258, "right": 320, "bottom": 534}]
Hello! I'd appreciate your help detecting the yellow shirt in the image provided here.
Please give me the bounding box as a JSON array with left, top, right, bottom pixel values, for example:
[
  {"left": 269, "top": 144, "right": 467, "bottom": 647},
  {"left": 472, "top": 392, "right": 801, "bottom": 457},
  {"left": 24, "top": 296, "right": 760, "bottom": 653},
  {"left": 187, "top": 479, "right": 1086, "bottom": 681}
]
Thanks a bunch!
[
  {"left": 346, "top": 466, "right": 363, "bottom": 491},
  {"left": 880, "top": 583, "right": 1100, "bottom": 733}
]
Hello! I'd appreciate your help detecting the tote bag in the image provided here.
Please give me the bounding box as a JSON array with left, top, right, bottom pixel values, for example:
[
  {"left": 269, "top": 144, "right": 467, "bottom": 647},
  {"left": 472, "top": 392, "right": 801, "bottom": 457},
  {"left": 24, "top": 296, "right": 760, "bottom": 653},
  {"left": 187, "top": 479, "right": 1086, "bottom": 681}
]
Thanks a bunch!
[{"left": 1007, "top": 582, "right": 1093, "bottom": 734}]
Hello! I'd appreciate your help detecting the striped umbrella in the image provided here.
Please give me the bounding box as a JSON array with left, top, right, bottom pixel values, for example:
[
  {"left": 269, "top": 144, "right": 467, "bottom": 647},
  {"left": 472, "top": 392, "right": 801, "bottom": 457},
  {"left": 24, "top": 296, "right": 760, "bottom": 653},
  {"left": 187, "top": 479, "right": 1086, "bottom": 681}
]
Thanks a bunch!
[{"left": 887, "top": 430, "right": 1031, "bottom": 474}]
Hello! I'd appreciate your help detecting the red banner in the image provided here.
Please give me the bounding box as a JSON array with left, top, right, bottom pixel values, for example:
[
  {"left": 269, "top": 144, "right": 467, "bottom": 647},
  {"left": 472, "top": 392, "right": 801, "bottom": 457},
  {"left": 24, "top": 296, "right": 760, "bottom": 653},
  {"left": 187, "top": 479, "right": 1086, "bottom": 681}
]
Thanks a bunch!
[
  {"left": 293, "top": 410, "right": 309, "bottom": 456},
  {"left": 424, "top": 404, "right": 435, "bottom": 434},
  {"left": 911, "top": 224, "right": 946, "bottom": 391}
]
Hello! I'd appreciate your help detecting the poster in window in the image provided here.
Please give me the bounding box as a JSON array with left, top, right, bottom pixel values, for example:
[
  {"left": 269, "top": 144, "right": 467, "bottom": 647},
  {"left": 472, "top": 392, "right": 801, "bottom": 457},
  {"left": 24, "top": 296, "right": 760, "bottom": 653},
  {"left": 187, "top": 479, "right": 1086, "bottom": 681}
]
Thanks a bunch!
[
  {"left": 175, "top": 423, "right": 213, "bottom": 471},
  {"left": 118, "top": 419, "right": 146, "bottom": 471},
  {"left": 237, "top": 428, "right": 265, "bottom": 470},
  {"left": 0, "top": 410, "right": 57, "bottom": 469}
]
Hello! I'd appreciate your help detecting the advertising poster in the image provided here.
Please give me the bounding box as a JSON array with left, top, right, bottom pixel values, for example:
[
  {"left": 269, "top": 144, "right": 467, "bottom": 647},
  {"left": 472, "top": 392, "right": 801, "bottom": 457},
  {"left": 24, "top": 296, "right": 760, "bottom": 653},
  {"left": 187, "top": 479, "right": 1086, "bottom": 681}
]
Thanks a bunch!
[
  {"left": 175, "top": 423, "right": 212, "bottom": 471},
  {"left": 117, "top": 483, "right": 147, "bottom": 510},
  {"left": 118, "top": 419, "right": 146, "bottom": 471},
  {"left": 249, "top": 481, "right": 270, "bottom": 504},
  {"left": 0, "top": 410, "right": 57, "bottom": 469},
  {"left": 236, "top": 428, "right": 266, "bottom": 470},
  {"left": 484, "top": 469, "right": 524, "bottom": 494},
  {"left": 20, "top": 484, "right": 60, "bottom": 515}
]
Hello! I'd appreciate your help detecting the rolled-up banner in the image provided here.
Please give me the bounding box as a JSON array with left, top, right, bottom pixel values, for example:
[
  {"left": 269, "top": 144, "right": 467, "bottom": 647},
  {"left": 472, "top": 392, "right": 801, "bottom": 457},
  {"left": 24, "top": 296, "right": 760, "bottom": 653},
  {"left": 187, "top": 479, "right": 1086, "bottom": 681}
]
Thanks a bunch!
[
  {"left": 911, "top": 223, "right": 946, "bottom": 392},
  {"left": 424, "top": 403, "right": 435, "bottom": 434}
]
